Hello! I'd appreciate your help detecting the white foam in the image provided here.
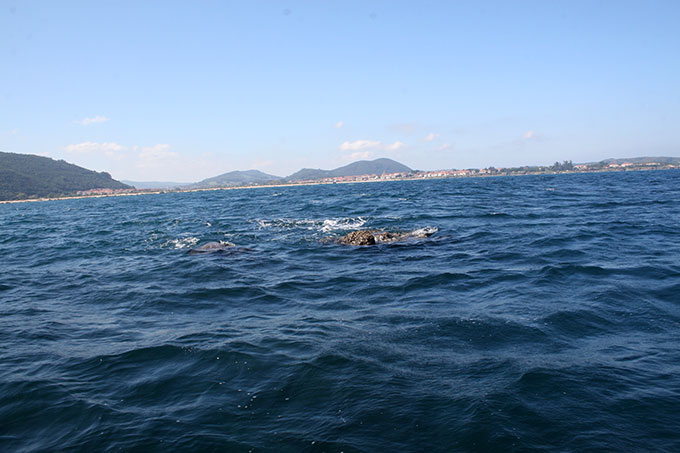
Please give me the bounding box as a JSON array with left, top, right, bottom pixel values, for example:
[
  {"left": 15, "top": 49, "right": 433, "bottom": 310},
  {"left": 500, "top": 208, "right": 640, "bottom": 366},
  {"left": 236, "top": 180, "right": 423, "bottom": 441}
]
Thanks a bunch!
[
  {"left": 255, "top": 219, "right": 317, "bottom": 229},
  {"left": 255, "top": 217, "right": 367, "bottom": 232},
  {"left": 410, "top": 226, "right": 439, "bottom": 237},
  {"left": 165, "top": 236, "right": 200, "bottom": 249},
  {"left": 320, "top": 217, "right": 367, "bottom": 232}
]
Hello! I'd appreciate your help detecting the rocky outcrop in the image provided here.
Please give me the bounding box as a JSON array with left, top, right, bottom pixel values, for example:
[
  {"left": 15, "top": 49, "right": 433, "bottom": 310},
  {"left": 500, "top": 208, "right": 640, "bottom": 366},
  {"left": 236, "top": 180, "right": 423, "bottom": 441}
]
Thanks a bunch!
[
  {"left": 337, "top": 228, "right": 437, "bottom": 246},
  {"left": 188, "top": 241, "right": 236, "bottom": 254},
  {"left": 338, "top": 230, "right": 377, "bottom": 245}
]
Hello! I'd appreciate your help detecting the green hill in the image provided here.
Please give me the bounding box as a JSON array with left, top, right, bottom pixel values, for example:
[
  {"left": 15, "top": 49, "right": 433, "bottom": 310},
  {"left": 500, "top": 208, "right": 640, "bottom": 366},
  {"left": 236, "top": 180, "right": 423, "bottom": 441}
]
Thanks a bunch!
[
  {"left": 0, "top": 151, "right": 131, "bottom": 201},
  {"left": 286, "top": 158, "right": 412, "bottom": 181},
  {"left": 330, "top": 158, "right": 412, "bottom": 176},
  {"left": 193, "top": 169, "right": 282, "bottom": 188},
  {"left": 284, "top": 167, "right": 332, "bottom": 181}
]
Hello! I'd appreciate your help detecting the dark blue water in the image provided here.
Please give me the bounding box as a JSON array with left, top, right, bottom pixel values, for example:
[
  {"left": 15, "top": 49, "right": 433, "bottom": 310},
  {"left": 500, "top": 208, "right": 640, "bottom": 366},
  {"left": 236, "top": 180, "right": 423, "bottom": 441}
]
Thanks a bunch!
[{"left": 2, "top": 171, "right": 680, "bottom": 452}]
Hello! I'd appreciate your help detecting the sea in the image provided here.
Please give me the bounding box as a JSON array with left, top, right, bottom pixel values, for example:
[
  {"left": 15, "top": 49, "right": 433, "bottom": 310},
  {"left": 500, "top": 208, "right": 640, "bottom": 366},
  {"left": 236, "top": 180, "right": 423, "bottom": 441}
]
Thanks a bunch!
[{"left": 1, "top": 170, "right": 679, "bottom": 452}]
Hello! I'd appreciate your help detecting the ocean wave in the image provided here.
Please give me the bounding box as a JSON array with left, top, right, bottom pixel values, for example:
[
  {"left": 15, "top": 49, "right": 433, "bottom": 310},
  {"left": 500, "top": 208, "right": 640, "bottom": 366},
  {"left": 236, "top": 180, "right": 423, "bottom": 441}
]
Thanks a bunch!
[
  {"left": 254, "top": 217, "right": 367, "bottom": 233},
  {"left": 320, "top": 217, "right": 367, "bottom": 232},
  {"left": 163, "top": 236, "right": 200, "bottom": 249},
  {"left": 3, "top": 171, "right": 680, "bottom": 452},
  {"left": 410, "top": 226, "right": 439, "bottom": 237}
]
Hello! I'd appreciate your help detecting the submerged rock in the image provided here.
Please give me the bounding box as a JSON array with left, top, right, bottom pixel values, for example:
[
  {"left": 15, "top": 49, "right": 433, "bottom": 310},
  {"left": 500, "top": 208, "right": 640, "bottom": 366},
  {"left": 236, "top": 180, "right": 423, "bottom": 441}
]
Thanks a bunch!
[
  {"left": 188, "top": 240, "right": 236, "bottom": 254},
  {"left": 337, "top": 228, "right": 437, "bottom": 246}
]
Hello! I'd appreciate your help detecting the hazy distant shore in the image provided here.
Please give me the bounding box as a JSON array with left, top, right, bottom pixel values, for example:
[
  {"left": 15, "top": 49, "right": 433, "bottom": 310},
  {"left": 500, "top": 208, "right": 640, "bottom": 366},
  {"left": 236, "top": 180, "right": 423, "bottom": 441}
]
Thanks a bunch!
[{"left": 1, "top": 166, "right": 677, "bottom": 205}]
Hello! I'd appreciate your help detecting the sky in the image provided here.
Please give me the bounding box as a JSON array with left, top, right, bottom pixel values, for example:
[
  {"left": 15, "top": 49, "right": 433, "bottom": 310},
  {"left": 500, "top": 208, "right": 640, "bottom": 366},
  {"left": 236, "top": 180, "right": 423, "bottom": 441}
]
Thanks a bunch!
[{"left": 1, "top": 1, "right": 679, "bottom": 182}]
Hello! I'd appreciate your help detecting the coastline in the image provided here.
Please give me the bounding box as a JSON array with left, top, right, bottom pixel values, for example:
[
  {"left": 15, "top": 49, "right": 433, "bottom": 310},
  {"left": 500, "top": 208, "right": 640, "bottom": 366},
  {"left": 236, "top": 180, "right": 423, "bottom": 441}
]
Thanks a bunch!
[{"left": 1, "top": 166, "right": 676, "bottom": 205}]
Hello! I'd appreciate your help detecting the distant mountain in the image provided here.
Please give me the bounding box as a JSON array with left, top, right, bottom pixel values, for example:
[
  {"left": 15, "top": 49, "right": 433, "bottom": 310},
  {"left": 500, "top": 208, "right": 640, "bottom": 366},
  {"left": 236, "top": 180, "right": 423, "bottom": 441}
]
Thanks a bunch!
[
  {"left": 286, "top": 158, "right": 412, "bottom": 181},
  {"left": 598, "top": 156, "right": 680, "bottom": 165},
  {"left": 193, "top": 170, "right": 281, "bottom": 188},
  {"left": 0, "top": 151, "right": 131, "bottom": 201},
  {"left": 122, "top": 180, "right": 191, "bottom": 190},
  {"left": 285, "top": 168, "right": 332, "bottom": 181},
  {"left": 331, "top": 158, "right": 413, "bottom": 177}
]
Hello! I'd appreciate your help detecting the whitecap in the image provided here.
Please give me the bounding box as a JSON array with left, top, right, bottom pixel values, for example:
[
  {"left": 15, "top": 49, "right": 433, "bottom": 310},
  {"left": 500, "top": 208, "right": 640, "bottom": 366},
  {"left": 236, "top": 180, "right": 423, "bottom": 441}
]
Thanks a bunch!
[
  {"left": 410, "top": 226, "right": 439, "bottom": 237},
  {"left": 254, "top": 219, "right": 317, "bottom": 229},
  {"left": 320, "top": 217, "right": 367, "bottom": 232},
  {"left": 254, "top": 217, "right": 366, "bottom": 232},
  {"left": 164, "top": 236, "right": 200, "bottom": 249}
]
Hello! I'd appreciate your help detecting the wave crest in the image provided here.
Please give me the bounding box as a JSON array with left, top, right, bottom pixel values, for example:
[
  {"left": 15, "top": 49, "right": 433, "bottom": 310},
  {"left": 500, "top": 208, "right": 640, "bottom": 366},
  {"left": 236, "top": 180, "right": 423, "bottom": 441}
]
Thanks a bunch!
[
  {"left": 164, "top": 236, "right": 200, "bottom": 249},
  {"left": 254, "top": 217, "right": 367, "bottom": 233}
]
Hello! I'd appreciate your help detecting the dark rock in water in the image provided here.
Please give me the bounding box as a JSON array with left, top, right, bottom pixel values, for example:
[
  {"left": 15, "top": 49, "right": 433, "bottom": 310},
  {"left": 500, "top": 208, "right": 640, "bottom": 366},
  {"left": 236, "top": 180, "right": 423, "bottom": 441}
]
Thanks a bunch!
[
  {"left": 188, "top": 241, "right": 236, "bottom": 254},
  {"left": 339, "top": 230, "right": 376, "bottom": 245},
  {"left": 337, "top": 228, "right": 437, "bottom": 246}
]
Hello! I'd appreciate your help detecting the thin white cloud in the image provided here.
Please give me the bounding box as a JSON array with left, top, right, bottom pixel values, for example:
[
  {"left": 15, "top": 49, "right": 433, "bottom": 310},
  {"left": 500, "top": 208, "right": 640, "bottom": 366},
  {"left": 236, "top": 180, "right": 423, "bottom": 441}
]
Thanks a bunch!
[
  {"left": 339, "top": 140, "right": 406, "bottom": 152},
  {"left": 523, "top": 130, "right": 535, "bottom": 139},
  {"left": 385, "top": 141, "right": 405, "bottom": 151},
  {"left": 339, "top": 140, "right": 381, "bottom": 151},
  {"left": 424, "top": 132, "right": 439, "bottom": 142},
  {"left": 437, "top": 143, "right": 451, "bottom": 151},
  {"left": 65, "top": 142, "right": 126, "bottom": 153},
  {"left": 61, "top": 141, "right": 225, "bottom": 181},
  {"left": 349, "top": 151, "right": 373, "bottom": 160},
  {"left": 137, "top": 144, "right": 177, "bottom": 165},
  {"left": 75, "top": 115, "right": 110, "bottom": 126},
  {"left": 64, "top": 141, "right": 126, "bottom": 159},
  {"left": 334, "top": 121, "right": 344, "bottom": 129},
  {"left": 129, "top": 144, "right": 226, "bottom": 181}
]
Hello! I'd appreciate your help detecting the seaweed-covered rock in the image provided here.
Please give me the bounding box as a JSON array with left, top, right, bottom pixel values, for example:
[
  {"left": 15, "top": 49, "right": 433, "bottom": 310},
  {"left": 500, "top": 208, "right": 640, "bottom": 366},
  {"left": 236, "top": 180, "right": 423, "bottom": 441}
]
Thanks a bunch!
[
  {"left": 337, "top": 228, "right": 438, "bottom": 246},
  {"left": 338, "top": 230, "right": 376, "bottom": 246}
]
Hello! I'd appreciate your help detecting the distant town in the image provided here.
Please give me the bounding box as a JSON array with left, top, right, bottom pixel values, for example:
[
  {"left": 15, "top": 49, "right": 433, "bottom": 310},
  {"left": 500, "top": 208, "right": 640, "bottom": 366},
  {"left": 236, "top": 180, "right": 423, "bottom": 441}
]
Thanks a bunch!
[
  {"left": 284, "top": 159, "right": 678, "bottom": 185},
  {"left": 77, "top": 158, "right": 679, "bottom": 197},
  {"left": 1, "top": 151, "right": 678, "bottom": 202}
]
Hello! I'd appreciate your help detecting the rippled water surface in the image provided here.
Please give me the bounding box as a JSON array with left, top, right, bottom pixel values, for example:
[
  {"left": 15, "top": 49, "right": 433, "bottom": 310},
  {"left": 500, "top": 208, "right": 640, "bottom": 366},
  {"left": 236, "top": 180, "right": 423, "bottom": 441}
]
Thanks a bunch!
[{"left": 2, "top": 171, "right": 680, "bottom": 451}]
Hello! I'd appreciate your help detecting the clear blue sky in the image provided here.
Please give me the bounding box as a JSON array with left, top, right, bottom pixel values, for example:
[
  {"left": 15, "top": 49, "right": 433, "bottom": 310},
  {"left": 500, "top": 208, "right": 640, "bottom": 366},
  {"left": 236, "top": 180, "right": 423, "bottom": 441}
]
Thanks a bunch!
[{"left": 1, "top": 0, "right": 679, "bottom": 181}]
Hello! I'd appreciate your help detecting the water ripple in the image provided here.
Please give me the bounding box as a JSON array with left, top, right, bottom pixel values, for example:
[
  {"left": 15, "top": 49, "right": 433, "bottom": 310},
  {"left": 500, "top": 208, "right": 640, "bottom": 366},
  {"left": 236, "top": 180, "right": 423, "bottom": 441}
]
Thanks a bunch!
[{"left": 1, "top": 171, "right": 680, "bottom": 451}]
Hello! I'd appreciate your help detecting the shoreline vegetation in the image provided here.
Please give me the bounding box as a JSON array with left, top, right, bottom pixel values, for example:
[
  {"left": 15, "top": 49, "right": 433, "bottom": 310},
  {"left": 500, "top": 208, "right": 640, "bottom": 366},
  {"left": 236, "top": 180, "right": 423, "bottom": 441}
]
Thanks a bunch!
[{"left": 1, "top": 160, "right": 677, "bottom": 205}]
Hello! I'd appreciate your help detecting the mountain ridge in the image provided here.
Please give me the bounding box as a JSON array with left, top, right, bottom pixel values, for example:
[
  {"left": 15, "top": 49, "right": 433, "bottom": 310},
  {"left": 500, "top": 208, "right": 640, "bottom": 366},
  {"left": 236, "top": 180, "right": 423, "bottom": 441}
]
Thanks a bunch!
[
  {"left": 192, "top": 169, "right": 281, "bottom": 188},
  {"left": 0, "top": 151, "right": 131, "bottom": 201},
  {"left": 286, "top": 158, "right": 412, "bottom": 181},
  {"left": 596, "top": 156, "right": 680, "bottom": 165},
  {"left": 4, "top": 153, "right": 678, "bottom": 201}
]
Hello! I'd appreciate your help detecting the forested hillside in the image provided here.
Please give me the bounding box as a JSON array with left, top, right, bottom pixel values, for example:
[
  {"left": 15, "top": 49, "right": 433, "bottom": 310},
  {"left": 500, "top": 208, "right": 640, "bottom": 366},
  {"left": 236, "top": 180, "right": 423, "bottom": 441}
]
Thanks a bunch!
[
  {"left": 0, "top": 151, "right": 130, "bottom": 201},
  {"left": 193, "top": 170, "right": 281, "bottom": 188},
  {"left": 286, "top": 158, "right": 412, "bottom": 181}
]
